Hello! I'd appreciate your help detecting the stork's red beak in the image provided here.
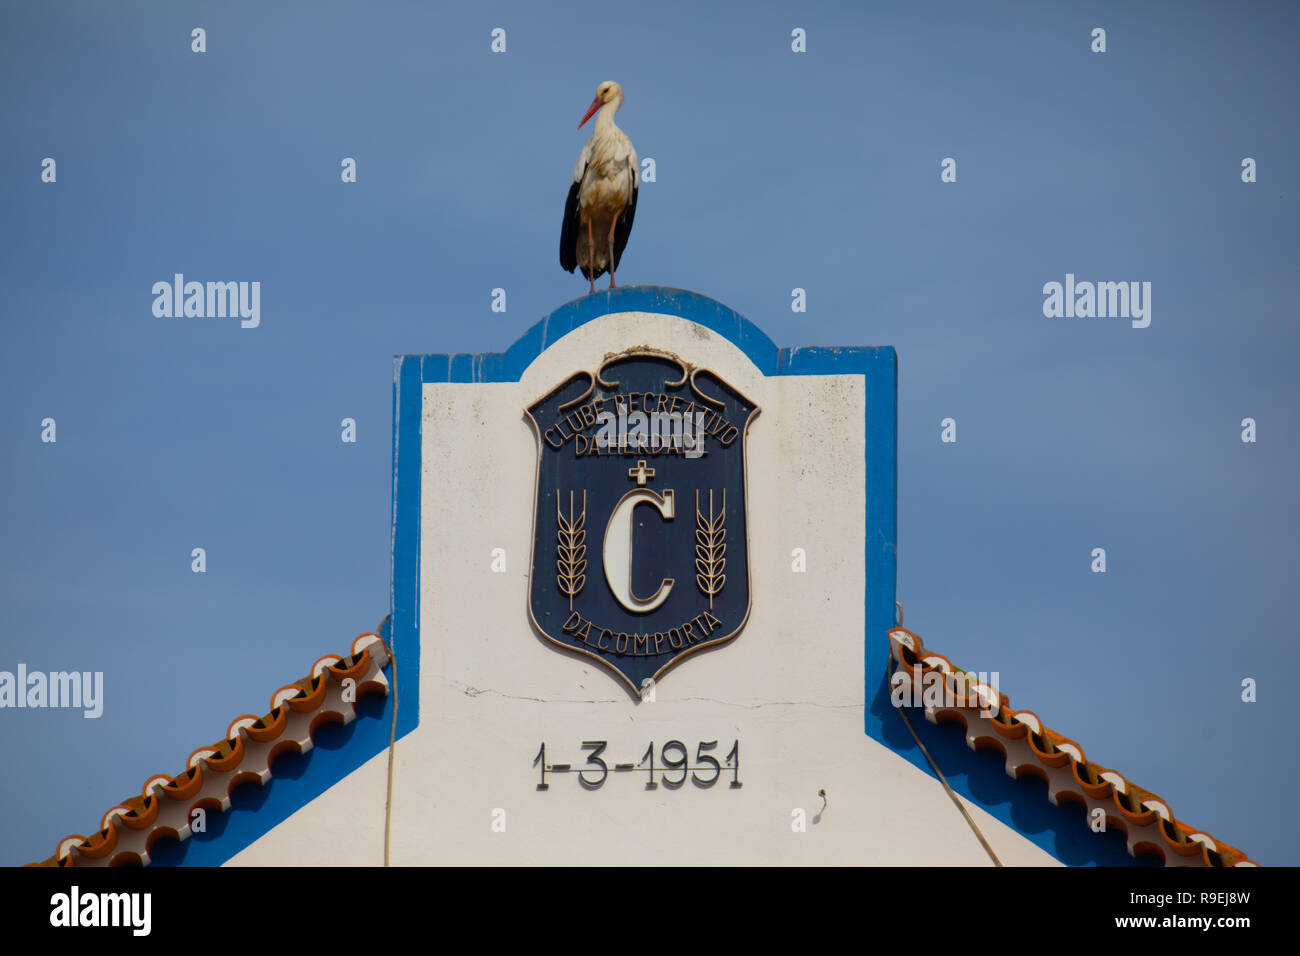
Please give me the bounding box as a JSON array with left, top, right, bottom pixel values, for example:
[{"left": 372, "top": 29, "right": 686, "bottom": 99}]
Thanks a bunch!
[{"left": 578, "top": 96, "right": 603, "bottom": 129}]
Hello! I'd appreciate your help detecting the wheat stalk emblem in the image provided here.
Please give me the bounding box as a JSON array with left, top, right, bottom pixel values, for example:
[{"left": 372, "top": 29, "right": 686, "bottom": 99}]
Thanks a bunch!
[
  {"left": 695, "top": 489, "right": 726, "bottom": 608},
  {"left": 557, "top": 490, "right": 587, "bottom": 609}
]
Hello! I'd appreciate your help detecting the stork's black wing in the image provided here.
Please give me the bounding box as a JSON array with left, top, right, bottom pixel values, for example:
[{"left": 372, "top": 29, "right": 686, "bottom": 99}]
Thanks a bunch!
[
  {"left": 559, "top": 169, "right": 584, "bottom": 274},
  {"left": 611, "top": 162, "right": 638, "bottom": 274}
]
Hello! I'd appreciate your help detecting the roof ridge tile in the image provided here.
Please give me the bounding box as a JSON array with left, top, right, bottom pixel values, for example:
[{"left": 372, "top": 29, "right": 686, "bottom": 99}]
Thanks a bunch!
[
  {"left": 887, "top": 625, "right": 1256, "bottom": 867},
  {"left": 27, "top": 633, "right": 391, "bottom": 868}
]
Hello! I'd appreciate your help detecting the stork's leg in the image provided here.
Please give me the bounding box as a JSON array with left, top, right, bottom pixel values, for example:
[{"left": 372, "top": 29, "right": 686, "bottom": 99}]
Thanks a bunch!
[
  {"left": 586, "top": 219, "right": 595, "bottom": 294},
  {"left": 607, "top": 217, "right": 619, "bottom": 289}
]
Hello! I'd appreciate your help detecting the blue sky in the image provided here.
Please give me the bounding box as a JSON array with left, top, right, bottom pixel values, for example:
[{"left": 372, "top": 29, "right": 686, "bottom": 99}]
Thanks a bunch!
[{"left": 1, "top": 0, "right": 1296, "bottom": 865}]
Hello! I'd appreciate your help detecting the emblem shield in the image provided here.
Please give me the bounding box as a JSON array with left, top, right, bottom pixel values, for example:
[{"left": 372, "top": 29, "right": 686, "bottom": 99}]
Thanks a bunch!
[{"left": 526, "top": 348, "right": 758, "bottom": 695}]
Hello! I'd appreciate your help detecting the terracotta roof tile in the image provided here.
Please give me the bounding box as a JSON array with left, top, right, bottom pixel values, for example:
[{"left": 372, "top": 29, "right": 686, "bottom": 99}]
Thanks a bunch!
[
  {"left": 888, "top": 625, "right": 1257, "bottom": 867},
  {"left": 31, "top": 623, "right": 1245, "bottom": 865},
  {"left": 27, "top": 633, "right": 391, "bottom": 867}
]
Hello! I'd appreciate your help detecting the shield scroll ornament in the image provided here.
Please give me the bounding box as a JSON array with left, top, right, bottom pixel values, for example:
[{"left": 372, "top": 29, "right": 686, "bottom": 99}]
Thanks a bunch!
[{"left": 525, "top": 348, "right": 758, "bottom": 696}]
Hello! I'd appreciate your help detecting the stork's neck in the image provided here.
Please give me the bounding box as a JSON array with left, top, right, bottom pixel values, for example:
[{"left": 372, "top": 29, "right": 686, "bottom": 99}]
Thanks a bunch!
[{"left": 594, "top": 97, "right": 622, "bottom": 135}]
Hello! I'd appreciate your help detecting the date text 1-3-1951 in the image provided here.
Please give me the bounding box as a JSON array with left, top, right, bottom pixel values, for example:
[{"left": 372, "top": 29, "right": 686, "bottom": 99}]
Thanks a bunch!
[{"left": 534, "top": 740, "right": 742, "bottom": 790}]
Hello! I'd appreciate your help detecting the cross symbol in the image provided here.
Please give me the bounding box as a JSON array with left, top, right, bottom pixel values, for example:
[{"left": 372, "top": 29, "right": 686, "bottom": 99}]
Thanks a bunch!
[{"left": 628, "top": 460, "right": 655, "bottom": 486}]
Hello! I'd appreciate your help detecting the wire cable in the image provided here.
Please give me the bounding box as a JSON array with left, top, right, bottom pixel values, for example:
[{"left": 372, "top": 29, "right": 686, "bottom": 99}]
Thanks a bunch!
[{"left": 890, "top": 650, "right": 1003, "bottom": 867}]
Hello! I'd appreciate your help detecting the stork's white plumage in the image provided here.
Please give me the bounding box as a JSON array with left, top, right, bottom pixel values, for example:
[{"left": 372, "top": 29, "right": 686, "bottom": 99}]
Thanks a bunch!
[{"left": 560, "top": 81, "right": 638, "bottom": 293}]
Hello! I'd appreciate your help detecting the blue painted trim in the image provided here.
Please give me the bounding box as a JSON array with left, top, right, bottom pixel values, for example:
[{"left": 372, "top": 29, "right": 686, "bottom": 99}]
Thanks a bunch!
[{"left": 175, "top": 285, "right": 1113, "bottom": 866}]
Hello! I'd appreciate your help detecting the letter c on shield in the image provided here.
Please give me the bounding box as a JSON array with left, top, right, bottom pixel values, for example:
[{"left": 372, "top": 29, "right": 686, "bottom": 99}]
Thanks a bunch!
[{"left": 603, "top": 489, "right": 675, "bottom": 613}]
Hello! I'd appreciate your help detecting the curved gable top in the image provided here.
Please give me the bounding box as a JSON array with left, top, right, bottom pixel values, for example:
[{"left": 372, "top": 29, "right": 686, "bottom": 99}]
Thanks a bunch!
[{"left": 417, "top": 288, "right": 783, "bottom": 384}]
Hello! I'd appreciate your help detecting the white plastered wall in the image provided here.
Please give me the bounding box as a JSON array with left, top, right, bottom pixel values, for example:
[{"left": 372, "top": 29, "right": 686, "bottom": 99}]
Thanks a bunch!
[{"left": 228, "top": 313, "right": 1059, "bottom": 866}]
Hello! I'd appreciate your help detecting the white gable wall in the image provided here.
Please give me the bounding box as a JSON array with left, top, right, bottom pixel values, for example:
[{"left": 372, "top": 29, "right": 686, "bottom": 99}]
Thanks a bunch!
[{"left": 228, "top": 313, "right": 1058, "bottom": 866}]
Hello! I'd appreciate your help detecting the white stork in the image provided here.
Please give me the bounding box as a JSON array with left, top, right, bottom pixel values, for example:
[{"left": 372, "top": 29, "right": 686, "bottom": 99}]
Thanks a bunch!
[{"left": 560, "top": 81, "right": 638, "bottom": 294}]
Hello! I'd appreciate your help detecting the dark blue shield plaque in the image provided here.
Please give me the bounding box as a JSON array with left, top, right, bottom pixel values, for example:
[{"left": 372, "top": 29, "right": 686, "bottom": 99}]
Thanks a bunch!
[{"left": 526, "top": 348, "right": 758, "bottom": 696}]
